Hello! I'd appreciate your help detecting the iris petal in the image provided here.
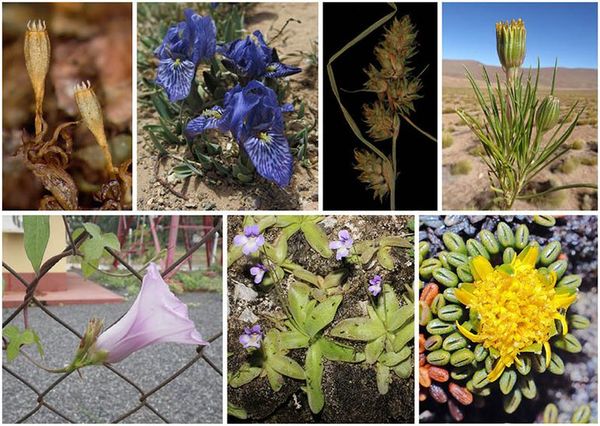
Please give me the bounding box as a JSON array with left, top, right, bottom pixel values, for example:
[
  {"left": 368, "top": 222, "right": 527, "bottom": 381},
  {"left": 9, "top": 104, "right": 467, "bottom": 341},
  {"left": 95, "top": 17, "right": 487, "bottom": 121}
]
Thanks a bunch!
[
  {"left": 242, "top": 131, "right": 293, "bottom": 187},
  {"left": 186, "top": 106, "right": 225, "bottom": 137},
  {"left": 264, "top": 62, "right": 302, "bottom": 78},
  {"left": 156, "top": 58, "right": 195, "bottom": 102}
]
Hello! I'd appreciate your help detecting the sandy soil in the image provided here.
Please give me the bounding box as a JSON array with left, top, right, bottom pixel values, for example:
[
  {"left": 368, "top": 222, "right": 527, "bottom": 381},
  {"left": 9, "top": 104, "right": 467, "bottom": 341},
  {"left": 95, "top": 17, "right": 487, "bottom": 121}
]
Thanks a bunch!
[
  {"left": 136, "top": 3, "right": 318, "bottom": 211},
  {"left": 442, "top": 88, "right": 598, "bottom": 210}
]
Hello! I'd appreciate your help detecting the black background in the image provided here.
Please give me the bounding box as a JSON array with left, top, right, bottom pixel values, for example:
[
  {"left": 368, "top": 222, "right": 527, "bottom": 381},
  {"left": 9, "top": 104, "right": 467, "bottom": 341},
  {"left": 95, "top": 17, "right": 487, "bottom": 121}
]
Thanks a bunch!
[{"left": 323, "top": 2, "right": 438, "bottom": 211}]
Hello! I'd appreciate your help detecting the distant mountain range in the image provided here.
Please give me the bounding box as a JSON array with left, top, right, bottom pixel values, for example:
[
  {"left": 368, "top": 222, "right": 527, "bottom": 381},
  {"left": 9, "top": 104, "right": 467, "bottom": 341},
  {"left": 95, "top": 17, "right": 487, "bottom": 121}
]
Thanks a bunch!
[{"left": 443, "top": 59, "right": 597, "bottom": 90}]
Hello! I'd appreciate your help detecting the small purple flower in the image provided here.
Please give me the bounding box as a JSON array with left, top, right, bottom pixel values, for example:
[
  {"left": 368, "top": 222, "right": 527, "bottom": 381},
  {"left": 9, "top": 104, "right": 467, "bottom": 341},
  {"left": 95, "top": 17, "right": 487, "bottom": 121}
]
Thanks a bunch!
[
  {"left": 233, "top": 225, "right": 265, "bottom": 255},
  {"left": 329, "top": 229, "right": 353, "bottom": 260},
  {"left": 218, "top": 30, "right": 301, "bottom": 81},
  {"left": 368, "top": 275, "right": 383, "bottom": 297},
  {"left": 250, "top": 264, "right": 268, "bottom": 284},
  {"left": 239, "top": 324, "right": 263, "bottom": 349}
]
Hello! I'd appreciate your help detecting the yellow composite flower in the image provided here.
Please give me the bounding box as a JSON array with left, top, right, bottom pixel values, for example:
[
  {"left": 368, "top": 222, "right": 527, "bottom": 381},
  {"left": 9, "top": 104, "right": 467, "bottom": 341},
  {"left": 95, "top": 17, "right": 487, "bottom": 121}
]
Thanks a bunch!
[{"left": 455, "top": 246, "right": 577, "bottom": 382}]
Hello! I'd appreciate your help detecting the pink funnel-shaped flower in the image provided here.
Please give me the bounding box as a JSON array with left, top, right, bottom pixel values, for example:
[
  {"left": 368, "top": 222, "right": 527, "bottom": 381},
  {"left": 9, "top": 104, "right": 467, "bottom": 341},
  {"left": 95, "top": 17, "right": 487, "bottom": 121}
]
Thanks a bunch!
[{"left": 95, "top": 263, "right": 208, "bottom": 363}]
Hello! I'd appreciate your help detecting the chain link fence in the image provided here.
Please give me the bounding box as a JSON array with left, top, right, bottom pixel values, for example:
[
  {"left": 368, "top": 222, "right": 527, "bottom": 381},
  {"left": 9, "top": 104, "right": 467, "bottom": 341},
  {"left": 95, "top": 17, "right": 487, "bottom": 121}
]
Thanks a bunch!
[{"left": 2, "top": 216, "right": 223, "bottom": 423}]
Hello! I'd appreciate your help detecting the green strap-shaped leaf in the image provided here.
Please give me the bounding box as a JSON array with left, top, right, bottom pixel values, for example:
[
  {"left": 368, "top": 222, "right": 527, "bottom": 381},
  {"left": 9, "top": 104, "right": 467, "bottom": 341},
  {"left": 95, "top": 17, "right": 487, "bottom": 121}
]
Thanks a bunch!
[
  {"left": 330, "top": 317, "right": 386, "bottom": 341},
  {"left": 265, "top": 365, "right": 284, "bottom": 392},
  {"left": 374, "top": 284, "right": 400, "bottom": 326},
  {"left": 227, "top": 402, "right": 248, "bottom": 420},
  {"left": 301, "top": 222, "right": 333, "bottom": 258},
  {"left": 304, "top": 295, "right": 343, "bottom": 337},
  {"left": 227, "top": 245, "right": 244, "bottom": 267},
  {"left": 393, "top": 356, "right": 413, "bottom": 378},
  {"left": 377, "top": 246, "right": 395, "bottom": 270},
  {"left": 318, "top": 337, "right": 365, "bottom": 362},
  {"left": 288, "top": 282, "right": 311, "bottom": 325},
  {"left": 360, "top": 245, "right": 378, "bottom": 264},
  {"left": 278, "top": 330, "right": 310, "bottom": 349},
  {"left": 229, "top": 363, "right": 262, "bottom": 388},
  {"left": 376, "top": 362, "right": 391, "bottom": 395},
  {"left": 23, "top": 216, "right": 50, "bottom": 274},
  {"left": 284, "top": 263, "right": 321, "bottom": 287},
  {"left": 269, "top": 355, "right": 306, "bottom": 380},
  {"left": 388, "top": 304, "right": 414, "bottom": 332},
  {"left": 393, "top": 321, "right": 414, "bottom": 352},
  {"left": 380, "top": 236, "right": 413, "bottom": 248},
  {"left": 322, "top": 269, "right": 348, "bottom": 289},
  {"left": 365, "top": 335, "right": 386, "bottom": 364},
  {"left": 304, "top": 343, "right": 325, "bottom": 414},
  {"left": 274, "top": 215, "right": 302, "bottom": 227},
  {"left": 380, "top": 346, "right": 411, "bottom": 367}
]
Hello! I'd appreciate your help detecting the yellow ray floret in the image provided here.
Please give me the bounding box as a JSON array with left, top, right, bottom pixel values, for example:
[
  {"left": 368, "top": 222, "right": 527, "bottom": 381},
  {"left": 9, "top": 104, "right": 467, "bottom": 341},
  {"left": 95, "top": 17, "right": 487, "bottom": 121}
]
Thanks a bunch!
[{"left": 455, "top": 246, "right": 577, "bottom": 382}]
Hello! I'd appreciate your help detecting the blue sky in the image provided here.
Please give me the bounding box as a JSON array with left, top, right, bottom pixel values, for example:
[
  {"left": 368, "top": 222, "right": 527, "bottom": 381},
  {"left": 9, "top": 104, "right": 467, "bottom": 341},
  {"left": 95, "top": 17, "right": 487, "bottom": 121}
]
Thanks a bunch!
[{"left": 443, "top": 2, "right": 598, "bottom": 68}]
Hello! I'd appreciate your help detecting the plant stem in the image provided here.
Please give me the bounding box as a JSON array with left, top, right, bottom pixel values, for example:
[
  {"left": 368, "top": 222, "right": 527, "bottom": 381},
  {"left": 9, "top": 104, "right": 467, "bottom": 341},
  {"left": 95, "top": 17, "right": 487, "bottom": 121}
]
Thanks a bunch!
[
  {"left": 516, "top": 183, "right": 598, "bottom": 200},
  {"left": 390, "top": 119, "right": 399, "bottom": 210},
  {"left": 19, "top": 349, "right": 69, "bottom": 374},
  {"left": 399, "top": 113, "right": 436, "bottom": 143}
]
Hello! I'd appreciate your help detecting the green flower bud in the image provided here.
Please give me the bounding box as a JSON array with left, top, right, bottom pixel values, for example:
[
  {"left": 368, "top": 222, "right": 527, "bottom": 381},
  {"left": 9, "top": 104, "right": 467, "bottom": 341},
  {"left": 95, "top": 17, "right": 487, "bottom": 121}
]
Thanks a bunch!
[
  {"left": 536, "top": 95, "right": 561, "bottom": 133},
  {"left": 496, "top": 19, "right": 526, "bottom": 76}
]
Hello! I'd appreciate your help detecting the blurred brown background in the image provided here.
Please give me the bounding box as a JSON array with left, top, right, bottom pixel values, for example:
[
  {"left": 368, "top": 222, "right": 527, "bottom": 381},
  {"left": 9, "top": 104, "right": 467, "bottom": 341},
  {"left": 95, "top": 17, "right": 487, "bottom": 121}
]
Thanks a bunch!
[{"left": 3, "top": 3, "right": 132, "bottom": 210}]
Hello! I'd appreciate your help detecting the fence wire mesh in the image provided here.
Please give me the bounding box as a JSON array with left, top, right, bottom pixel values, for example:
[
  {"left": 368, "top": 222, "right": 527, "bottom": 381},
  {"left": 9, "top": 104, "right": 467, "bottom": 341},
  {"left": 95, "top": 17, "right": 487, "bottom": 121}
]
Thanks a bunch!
[{"left": 2, "top": 216, "right": 223, "bottom": 423}]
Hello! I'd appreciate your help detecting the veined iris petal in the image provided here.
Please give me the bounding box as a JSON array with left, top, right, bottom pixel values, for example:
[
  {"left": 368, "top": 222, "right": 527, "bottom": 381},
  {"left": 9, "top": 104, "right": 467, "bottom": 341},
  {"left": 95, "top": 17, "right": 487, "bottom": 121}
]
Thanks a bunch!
[
  {"left": 186, "top": 106, "right": 225, "bottom": 136},
  {"left": 264, "top": 62, "right": 302, "bottom": 78},
  {"left": 242, "top": 130, "right": 293, "bottom": 187},
  {"left": 156, "top": 58, "right": 196, "bottom": 102}
]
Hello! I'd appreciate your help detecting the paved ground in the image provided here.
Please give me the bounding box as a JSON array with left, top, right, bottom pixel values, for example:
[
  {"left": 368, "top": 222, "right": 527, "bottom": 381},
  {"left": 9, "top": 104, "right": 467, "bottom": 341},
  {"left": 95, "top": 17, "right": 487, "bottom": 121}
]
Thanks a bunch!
[{"left": 2, "top": 292, "right": 223, "bottom": 423}]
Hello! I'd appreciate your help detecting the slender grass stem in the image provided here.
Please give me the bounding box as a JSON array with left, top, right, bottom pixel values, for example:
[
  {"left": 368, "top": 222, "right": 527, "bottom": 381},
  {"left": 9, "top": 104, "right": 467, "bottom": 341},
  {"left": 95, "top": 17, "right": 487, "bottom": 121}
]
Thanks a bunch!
[{"left": 399, "top": 113, "right": 436, "bottom": 143}]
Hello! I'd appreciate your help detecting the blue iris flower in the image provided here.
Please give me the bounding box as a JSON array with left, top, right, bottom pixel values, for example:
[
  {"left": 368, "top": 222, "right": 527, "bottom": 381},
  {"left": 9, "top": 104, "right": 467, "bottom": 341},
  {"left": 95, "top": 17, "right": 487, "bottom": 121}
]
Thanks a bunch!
[
  {"left": 155, "top": 9, "right": 216, "bottom": 102},
  {"left": 218, "top": 30, "right": 301, "bottom": 81},
  {"left": 186, "top": 80, "right": 294, "bottom": 187}
]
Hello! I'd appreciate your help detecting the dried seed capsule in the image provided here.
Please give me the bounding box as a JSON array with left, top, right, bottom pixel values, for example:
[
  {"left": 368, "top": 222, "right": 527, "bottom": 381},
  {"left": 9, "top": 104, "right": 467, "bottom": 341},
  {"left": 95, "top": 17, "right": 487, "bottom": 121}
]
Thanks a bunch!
[
  {"left": 419, "top": 352, "right": 426, "bottom": 366},
  {"left": 25, "top": 20, "right": 51, "bottom": 135},
  {"left": 424, "top": 335, "right": 443, "bottom": 351},
  {"left": 496, "top": 222, "right": 515, "bottom": 248},
  {"left": 543, "top": 403, "right": 559, "bottom": 423},
  {"left": 449, "top": 382, "right": 473, "bottom": 406},
  {"left": 429, "top": 383, "right": 448, "bottom": 403},
  {"left": 548, "top": 259, "right": 568, "bottom": 279},
  {"left": 533, "top": 215, "right": 556, "bottom": 227},
  {"left": 419, "top": 301, "right": 432, "bottom": 326},
  {"left": 419, "top": 258, "right": 441, "bottom": 279},
  {"left": 456, "top": 264, "right": 473, "bottom": 282},
  {"left": 442, "top": 332, "right": 468, "bottom": 352},
  {"left": 443, "top": 232, "right": 467, "bottom": 254},
  {"left": 426, "top": 349, "right": 451, "bottom": 366},
  {"left": 472, "top": 369, "right": 489, "bottom": 389},
  {"left": 571, "top": 404, "right": 592, "bottom": 423},
  {"left": 419, "top": 334, "right": 426, "bottom": 353},
  {"left": 540, "top": 241, "right": 561, "bottom": 265},
  {"left": 466, "top": 238, "right": 489, "bottom": 259},
  {"left": 447, "top": 252, "right": 468, "bottom": 268},
  {"left": 548, "top": 352, "right": 565, "bottom": 375},
  {"left": 514, "top": 224, "right": 530, "bottom": 249},
  {"left": 499, "top": 369, "right": 517, "bottom": 394},
  {"left": 478, "top": 229, "right": 500, "bottom": 254},
  {"left": 428, "top": 366, "right": 449, "bottom": 383},
  {"left": 450, "top": 348, "right": 475, "bottom": 367},
  {"left": 558, "top": 274, "right": 582, "bottom": 290},
  {"left": 443, "top": 287, "right": 460, "bottom": 304},
  {"left": 536, "top": 95, "right": 561, "bottom": 133},
  {"left": 569, "top": 314, "right": 590, "bottom": 330},
  {"left": 519, "top": 377, "right": 537, "bottom": 400},
  {"left": 473, "top": 344, "right": 488, "bottom": 362},
  {"left": 438, "top": 304, "right": 464, "bottom": 322},
  {"left": 433, "top": 267, "right": 459, "bottom": 288},
  {"left": 430, "top": 293, "right": 446, "bottom": 315},
  {"left": 450, "top": 367, "right": 471, "bottom": 381},
  {"left": 448, "top": 399, "right": 464, "bottom": 422},
  {"left": 74, "top": 81, "right": 116, "bottom": 179},
  {"left": 553, "top": 333, "right": 583, "bottom": 353},
  {"left": 419, "top": 241, "right": 430, "bottom": 261},
  {"left": 503, "top": 247, "right": 516, "bottom": 264},
  {"left": 426, "top": 319, "right": 455, "bottom": 335},
  {"left": 419, "top": 282, "right": 439, "bottom": 305},
  {"left": 503, "top": 389, "right": 522, "bottom": 414},
  {"left": 516, "top": 356, "right": 531, "bottom": 375}
]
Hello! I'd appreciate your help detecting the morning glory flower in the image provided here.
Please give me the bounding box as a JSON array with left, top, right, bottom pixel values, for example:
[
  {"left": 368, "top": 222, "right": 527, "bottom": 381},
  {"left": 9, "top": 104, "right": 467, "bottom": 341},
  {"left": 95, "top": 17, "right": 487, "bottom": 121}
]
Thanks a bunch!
[
  {"left": 187, "top": 80, "right": 294, "bottom": 186},
  {"left": 155, "top": 9, "right": 216, "bottom": 102},
  {"left": 92, "top": 263, "right": 207, "bottom": 364},
  {"left": 233, "top": 224, "right": 265, "bottom": 255},
  {"left": 218, "top": 30, "right": 301, "bottom": 81},
  {"left": 329, "top": 229, "right": 354, "bottom": 260},
  {"left": 239, "top": 324, "right": 263, "bottom": 349},
  {"left": 368, "top": 275, "right": 383, "bottom": 297},
  {"left": 250, "top": 264, "right": 268, "bottom": 284}
]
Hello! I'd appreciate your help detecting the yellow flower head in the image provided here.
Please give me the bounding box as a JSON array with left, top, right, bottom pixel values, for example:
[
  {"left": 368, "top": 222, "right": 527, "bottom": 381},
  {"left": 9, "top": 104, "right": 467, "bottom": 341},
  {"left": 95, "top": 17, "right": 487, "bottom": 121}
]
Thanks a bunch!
[{"left": 455, "top": 246, "right": 576, "bottom": 382}]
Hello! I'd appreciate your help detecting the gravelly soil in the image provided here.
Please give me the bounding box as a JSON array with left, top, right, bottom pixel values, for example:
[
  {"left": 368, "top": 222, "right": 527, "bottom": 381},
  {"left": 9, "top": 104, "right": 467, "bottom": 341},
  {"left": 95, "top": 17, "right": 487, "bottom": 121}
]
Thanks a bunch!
[
  {"left": 418, "top": 215, "right": 597, "bottom": 423},
  {"left": 2, "top": 293, "right": 222, "bottom": 424}
]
